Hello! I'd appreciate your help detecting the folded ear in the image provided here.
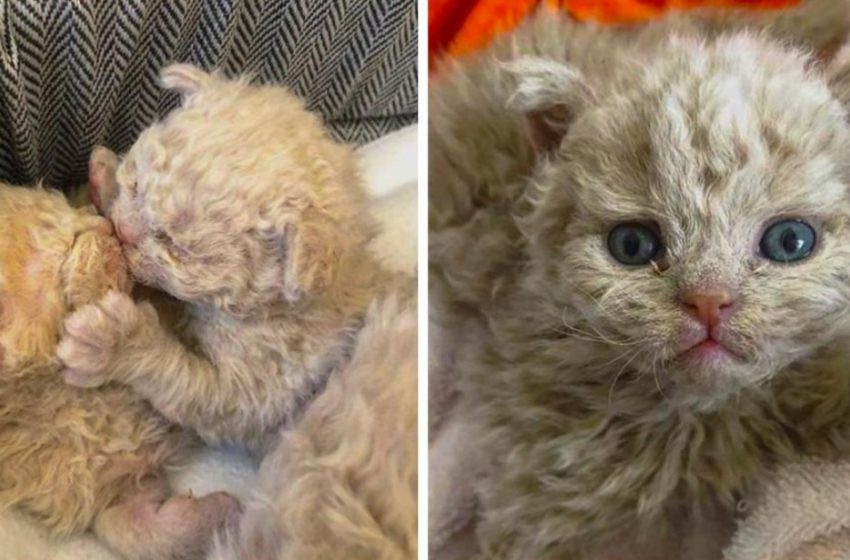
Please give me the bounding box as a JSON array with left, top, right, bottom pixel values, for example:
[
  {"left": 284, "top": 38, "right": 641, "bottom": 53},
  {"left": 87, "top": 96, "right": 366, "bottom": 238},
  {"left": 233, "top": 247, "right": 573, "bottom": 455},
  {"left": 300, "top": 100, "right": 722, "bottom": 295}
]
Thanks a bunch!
[
  {"left": 88, "top": 146, "right": 119, "bottom": 213},
  {"left": 278, "top": 220, "right": 342, "bottom": 303},
  {"left": 825, "top": 39, "right": 850, "bottom": 108},
  {"left": 159, "top": 63, "right": 213, "bottom": 97},
  {"left": 503, "top": 57, "right": 593, "bottom": 153}
]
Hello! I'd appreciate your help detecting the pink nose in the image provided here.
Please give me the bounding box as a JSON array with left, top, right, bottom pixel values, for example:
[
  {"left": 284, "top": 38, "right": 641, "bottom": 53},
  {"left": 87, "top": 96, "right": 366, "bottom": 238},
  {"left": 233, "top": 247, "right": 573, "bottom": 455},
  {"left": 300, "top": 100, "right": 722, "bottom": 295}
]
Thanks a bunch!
[
  {"left": 94, "top": 218, "right": 114, "bottom": 236},
  {"left": 89, "top": 182, "right": 102, "bottom": 211},
  {"left": 115, "top": 222, "right": 137, "bottom": 245},
  {"left": 679, "top": 289, "right": 736, "bottom": 328}
]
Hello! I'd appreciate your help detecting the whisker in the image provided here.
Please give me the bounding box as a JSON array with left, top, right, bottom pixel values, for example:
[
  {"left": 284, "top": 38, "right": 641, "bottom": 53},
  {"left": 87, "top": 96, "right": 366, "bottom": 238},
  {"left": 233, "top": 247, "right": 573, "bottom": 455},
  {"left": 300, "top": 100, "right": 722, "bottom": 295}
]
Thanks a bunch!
[
  {"left": 650, "top": 354, "right": 669, "bottom": 402},
  {"left": 558, "top": 307, "right": 640, "bottom": 347},
  {"left": 607, "top": 347, "right": 642, "bottom": 406},
  {"left": 550, "top": 323, "right": 638, "bottom": 347}
]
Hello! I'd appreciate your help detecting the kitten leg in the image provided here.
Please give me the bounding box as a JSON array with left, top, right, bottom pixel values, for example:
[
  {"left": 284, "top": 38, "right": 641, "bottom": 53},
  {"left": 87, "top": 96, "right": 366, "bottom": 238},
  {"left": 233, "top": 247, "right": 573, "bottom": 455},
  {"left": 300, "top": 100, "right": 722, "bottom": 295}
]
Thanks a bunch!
[
  {"left": 57, "top": 290, "right": 146, "bottom": 388},
  {"left": 94, "top": 479, "right": 241, "bottom": 560},
  {"left": 58, "top": 291, "right": 284, "bottom": 448}
]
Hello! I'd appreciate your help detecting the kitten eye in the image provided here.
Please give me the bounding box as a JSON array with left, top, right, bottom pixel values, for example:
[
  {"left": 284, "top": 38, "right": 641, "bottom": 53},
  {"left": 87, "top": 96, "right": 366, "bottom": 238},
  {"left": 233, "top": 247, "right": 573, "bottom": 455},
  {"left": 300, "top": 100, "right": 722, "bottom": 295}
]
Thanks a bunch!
[
  {"left": 117, "top": 181, "right": 136, "bottom": 197},
  {"left": 607, "top": 222, "right": 662, "bottom": 266},
  {"left": 759, "top": 219, "right": 816, "bottom": 263},
  {"left": 155, "top": 230, "right": 187, "bottom": 258}
]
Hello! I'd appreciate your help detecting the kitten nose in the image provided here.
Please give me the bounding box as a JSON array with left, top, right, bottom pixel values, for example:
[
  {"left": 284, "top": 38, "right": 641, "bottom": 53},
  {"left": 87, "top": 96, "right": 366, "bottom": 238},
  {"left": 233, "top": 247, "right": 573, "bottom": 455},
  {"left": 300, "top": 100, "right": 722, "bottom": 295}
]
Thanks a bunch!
[
  {"left": 679, "top": 289, "right": 736, "bottom": 328},
  {"left": 115, "top": 222, "right": 137, "bottom": 245},
  {"left": 94, "top": 219, "right": 114, "bottom": 236}
]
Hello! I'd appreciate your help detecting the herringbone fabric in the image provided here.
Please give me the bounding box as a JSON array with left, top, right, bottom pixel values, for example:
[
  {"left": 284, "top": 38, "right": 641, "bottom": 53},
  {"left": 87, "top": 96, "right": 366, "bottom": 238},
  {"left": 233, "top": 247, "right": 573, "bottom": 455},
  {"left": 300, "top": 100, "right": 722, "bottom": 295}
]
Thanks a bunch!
[{"left": 0, "top": 0, "right": 417, "bottom": 187}]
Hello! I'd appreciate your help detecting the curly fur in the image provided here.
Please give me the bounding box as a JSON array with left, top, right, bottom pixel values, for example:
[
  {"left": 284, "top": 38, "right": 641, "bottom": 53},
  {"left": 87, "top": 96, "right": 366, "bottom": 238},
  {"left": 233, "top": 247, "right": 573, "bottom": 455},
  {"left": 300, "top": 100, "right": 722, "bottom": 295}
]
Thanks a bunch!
[
  {"left": 0, "top": 185, "right": 238, "bottom": 560},
  {"left": 59, "top": 66, "right": 416, "bottom": 558},
  {"left": 61, "top": 66, "right": 397, "bottom": 451},
  {"left": 430, "top": 2, "right": 850, "bottom": 558},
  {"left": 209, "top": 294, "right": 417, "bottom": 560}
]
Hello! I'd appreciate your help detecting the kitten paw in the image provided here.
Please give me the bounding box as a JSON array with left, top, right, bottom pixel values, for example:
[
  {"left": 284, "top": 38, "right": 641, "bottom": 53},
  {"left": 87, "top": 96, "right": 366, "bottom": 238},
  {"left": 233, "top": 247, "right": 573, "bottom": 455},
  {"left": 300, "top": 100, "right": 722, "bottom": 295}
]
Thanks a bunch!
[
  {"left": 94, "top": 488, "right": 243, "bottom": 560},
  {"left": 58, "top": 290, "right": 142, "bottom": 388}
]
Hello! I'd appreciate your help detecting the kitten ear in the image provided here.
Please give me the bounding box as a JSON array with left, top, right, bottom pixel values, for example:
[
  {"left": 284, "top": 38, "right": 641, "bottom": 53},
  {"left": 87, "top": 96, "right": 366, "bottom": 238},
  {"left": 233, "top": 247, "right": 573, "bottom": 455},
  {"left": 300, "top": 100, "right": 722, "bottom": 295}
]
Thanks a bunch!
[
  {"left": 278, "top": 220, "right": 341, "bottom": 303},
  {"left": 88, "top": 146, "right": 119, "bottom": 213},
  {"left": 503, "top": 57, "right": 593, "bottom": 153},
  {"left": 159, "top": 63, "right": 213, "bottom": 97},
  {"left": 825, "top": 40, "right": 850, "bottom": 108}
]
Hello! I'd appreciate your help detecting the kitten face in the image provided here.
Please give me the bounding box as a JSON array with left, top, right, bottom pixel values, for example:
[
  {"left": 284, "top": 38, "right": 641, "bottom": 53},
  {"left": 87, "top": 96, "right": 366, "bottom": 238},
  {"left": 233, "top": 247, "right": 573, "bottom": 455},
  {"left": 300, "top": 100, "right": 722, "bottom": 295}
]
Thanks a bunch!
[
  {"left": 0, "top": 187, "right": 128, "bottom": 372},
  {"left": 522, "top": 36, "right": 850, "bottom": 399},
  {"left": 106, "top": 139, "right": 278, "bottom": 314},
  {"left": 94, "top": 65, "right": 370, "bottom": 316}
]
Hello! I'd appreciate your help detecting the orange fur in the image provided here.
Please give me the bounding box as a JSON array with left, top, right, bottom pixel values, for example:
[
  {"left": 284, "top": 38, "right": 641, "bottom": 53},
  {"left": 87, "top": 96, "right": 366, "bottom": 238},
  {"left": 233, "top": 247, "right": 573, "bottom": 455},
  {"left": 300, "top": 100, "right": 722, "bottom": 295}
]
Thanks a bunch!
[
  {"left": 0, "top": 185, "right": 237, "bottom": 559},
  {"left": 430, "top": 0, "right": 801, "bottom": 66}
]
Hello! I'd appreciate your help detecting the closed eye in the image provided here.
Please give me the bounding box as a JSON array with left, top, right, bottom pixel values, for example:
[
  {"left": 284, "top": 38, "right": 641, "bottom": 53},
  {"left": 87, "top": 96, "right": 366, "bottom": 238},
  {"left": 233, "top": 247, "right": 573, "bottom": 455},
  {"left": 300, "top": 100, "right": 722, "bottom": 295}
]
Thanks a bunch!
[
  {"left": 118, "top": 181, "right": 137, "bottom": 198},
  {"left": 154, "top": 231, "right": 189, "bottom": 259}
]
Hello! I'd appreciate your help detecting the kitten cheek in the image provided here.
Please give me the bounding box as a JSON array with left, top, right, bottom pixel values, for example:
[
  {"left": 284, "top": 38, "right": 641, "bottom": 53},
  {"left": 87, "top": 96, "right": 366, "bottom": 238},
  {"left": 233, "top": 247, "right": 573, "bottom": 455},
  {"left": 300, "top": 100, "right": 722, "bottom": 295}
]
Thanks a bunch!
[
  {"left": 124, "top": 249, "right": 154, "bottom": 284},
  {"left": 127, "top": 248, "right": 171, "bottom": 290},
  {"left": 61, "top": 231, "right": 131, "bottom": 309}
]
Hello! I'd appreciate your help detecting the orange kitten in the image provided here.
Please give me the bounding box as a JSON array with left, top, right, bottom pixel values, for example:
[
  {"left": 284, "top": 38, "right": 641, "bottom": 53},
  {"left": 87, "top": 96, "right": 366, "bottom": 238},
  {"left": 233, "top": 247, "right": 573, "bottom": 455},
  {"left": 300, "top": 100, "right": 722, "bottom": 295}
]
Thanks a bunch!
[{"left": 0, "top": 185, "right": 238, "bottom": 559}]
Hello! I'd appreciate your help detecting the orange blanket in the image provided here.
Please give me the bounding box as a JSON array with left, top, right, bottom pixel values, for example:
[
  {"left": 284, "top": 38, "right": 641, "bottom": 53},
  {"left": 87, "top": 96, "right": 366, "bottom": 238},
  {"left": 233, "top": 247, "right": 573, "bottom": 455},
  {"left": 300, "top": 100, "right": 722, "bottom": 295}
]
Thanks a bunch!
[{"left": 429, "top": 0, "right": 800, "bottom": 67}]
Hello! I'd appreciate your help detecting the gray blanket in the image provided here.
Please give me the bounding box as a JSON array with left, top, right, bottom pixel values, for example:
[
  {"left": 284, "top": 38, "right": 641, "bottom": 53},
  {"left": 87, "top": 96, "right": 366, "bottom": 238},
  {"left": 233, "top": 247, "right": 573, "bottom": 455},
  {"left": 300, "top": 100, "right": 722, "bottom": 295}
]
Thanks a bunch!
[{"left": 0, "top": 0, "right": 417, "bottom": 187}]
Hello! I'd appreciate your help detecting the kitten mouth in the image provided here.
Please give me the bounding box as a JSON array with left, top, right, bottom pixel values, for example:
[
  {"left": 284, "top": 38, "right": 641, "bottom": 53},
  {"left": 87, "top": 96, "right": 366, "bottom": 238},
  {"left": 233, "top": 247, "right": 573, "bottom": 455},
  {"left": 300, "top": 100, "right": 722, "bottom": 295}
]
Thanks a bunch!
[{"left": 680, "top": 336, "right": 742, "bottom": 362}]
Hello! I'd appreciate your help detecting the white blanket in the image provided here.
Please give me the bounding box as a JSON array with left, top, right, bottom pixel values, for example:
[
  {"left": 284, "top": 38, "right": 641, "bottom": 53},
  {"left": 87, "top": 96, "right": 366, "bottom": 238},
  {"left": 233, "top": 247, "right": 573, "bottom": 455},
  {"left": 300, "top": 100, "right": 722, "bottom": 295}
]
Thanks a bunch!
[{"left": 0, "top": 124, "right": 418, "bottom": 560}]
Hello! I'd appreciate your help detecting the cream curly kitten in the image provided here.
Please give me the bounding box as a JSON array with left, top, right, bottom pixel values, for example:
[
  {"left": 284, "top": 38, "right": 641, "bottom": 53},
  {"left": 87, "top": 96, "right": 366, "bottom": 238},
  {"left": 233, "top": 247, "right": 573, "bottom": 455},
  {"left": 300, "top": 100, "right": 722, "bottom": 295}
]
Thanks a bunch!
[
  {"left": 58, "top": 65, "right": 416, "bottom": 558},
  {"left": 209, "top": 294, "right": 418, "bottom": 560},
  {"left": 430, "top": 2, "right": 850, "bottom": 559},
  {"left": 0, "top": 185, "right": 238, "bottom": 560}
]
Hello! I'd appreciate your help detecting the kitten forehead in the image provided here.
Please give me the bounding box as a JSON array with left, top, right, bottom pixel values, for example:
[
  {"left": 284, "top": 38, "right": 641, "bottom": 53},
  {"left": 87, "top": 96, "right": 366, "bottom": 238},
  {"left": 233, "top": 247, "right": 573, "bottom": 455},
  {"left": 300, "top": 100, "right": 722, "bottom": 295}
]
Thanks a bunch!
[
  {"left": 563, "top": 34, "right": 850, "bottom": 225},
  {"left": 120, "top": 80, "right": 356, "bottom": 225}
]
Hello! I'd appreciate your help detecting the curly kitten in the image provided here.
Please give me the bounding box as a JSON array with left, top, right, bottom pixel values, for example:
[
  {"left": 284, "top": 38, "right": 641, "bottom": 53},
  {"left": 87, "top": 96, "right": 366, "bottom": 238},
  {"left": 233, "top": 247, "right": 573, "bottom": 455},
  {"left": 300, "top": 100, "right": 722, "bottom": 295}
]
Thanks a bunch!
[
  {"left": 59, "top": 65, "right": 416, "bottom": 559},
  {"left": 209, "top": 294, "right": 418, "bottom": 560},
  {"left": 0, "top": 185, "right": 238, "bottom": 560},
  {"left": 430, "top": 2, "right": 850, "bottom": 559}
]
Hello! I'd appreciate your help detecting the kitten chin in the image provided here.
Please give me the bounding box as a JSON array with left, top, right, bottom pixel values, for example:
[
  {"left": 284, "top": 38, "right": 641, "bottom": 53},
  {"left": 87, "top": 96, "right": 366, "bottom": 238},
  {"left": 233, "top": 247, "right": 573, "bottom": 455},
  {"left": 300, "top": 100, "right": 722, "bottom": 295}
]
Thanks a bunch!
[{"left": 662, "top": 360, "right": 759, "bottom": 410}]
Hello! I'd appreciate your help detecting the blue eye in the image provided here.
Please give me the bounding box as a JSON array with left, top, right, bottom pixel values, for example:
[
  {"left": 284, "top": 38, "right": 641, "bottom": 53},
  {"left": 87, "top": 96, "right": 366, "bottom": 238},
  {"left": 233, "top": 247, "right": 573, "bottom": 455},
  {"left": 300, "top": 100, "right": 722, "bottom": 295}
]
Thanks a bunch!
[
  {"left": 607, "top": 223, "right": 662, "bottom": 266},
  {"left": 759, "top": 219, "right": 816, "bottom": 263}
]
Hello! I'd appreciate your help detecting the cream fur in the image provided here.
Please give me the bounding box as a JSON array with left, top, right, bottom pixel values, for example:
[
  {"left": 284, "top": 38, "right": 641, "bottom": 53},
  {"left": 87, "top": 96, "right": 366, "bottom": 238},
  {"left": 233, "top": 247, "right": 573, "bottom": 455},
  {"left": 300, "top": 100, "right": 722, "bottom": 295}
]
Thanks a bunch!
[
  {"left": 61, "top": 67, "right": 395, "bottom": 452},
  {"left": 430, "top": 2, "right": 850, "bottom": 558},
  {"left": 210, "top": 294, "right": 417, "bottom": 560},
  {"left": 59, "top": 66, "right": 417, "bottom": 558},
  {"left": 0, "top": 185, "right": 238, "bottom": 559}
]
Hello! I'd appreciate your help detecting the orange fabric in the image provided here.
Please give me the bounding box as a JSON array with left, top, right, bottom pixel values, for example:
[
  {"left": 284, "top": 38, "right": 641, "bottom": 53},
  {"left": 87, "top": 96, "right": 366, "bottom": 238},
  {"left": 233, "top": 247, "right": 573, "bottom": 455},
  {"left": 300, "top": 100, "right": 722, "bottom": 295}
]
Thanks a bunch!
[
  {"left": 567, "top": 0, "right": 800, "bottom": 23},
  {"left": 429, "top": 0, "right": 801, "bottom": 69},
  {"left": 446, "top": 0, "right": 541, "bottom": 58}
]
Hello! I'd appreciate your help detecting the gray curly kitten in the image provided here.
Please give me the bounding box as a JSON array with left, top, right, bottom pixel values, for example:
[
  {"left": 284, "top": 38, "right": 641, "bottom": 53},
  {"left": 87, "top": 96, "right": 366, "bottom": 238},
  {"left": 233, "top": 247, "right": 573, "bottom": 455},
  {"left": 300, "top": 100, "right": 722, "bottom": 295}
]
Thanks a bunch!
[{"left": 430, "top": 0, "right": 850, "bottom": 558}]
